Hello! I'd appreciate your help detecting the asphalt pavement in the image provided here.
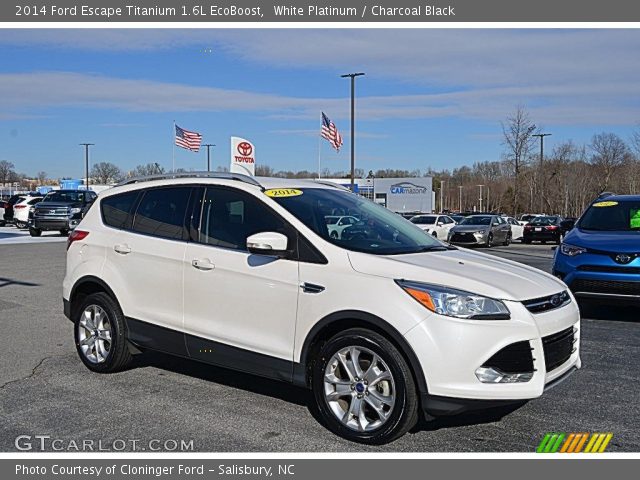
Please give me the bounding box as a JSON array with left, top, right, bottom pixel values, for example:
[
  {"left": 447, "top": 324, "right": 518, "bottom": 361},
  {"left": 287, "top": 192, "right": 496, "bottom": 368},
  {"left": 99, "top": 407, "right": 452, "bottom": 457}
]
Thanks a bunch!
[{"left": 0, "top": 239, "right": 638, "bottom": 452}]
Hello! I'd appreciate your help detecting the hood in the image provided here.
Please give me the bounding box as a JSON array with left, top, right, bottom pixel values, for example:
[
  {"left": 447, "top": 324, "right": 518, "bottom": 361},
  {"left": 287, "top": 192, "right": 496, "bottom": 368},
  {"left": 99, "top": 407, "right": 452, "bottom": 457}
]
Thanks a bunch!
[
  {"left": 565, "top": 228, "right": 640, "bottom": 253},
  {"left": 348, "top": 248, "right": 565, "bottom": 301},
  {"left": 451, "top": 225, "right": 489, "bottom": 233}
]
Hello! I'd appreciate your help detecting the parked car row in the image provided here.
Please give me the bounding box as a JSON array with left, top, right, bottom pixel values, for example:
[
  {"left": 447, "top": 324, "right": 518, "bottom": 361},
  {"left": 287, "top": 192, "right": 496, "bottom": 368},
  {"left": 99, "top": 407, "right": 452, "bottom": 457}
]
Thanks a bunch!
[{"left": 0, "top": 189, "right": 97, "bottom": 236}]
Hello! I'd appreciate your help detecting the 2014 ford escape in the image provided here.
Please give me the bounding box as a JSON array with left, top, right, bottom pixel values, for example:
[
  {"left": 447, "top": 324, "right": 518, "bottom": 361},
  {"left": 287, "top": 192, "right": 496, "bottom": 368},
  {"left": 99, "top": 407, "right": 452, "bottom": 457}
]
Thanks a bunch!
[{"left": 63, "top": 172, "right": 580, "bottom": 444}]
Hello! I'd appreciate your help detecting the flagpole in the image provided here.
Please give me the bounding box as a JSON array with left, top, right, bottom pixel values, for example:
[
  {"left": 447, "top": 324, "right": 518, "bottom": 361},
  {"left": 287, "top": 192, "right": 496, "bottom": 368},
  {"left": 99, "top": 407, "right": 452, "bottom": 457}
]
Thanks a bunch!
[
  {"left": 172, "top": 120, "right": 176, "bottom": 173},
  {"left": 318, "top": 112, "right": 322, "bottom": 179}
]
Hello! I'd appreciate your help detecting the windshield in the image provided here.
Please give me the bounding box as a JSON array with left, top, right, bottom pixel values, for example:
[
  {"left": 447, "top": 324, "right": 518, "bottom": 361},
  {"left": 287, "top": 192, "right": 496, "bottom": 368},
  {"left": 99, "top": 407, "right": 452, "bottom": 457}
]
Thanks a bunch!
[
  {"left": 579, "top": 200, "right": 640, "bottom": 231},
  {"left": 43, "top": 191, "right": 86, "bottom": 203},
  {"left": 272, "top": 188, "right": 446, "bottom": 255},
  {"left": 410, "top": 216, "right": 436, "bottom": 225},
  {"left": 459, "top": 216, "right": 492, "bottom": 226},
  {"left": 530, "top": 216, "right": 558, "bottom": 226}
]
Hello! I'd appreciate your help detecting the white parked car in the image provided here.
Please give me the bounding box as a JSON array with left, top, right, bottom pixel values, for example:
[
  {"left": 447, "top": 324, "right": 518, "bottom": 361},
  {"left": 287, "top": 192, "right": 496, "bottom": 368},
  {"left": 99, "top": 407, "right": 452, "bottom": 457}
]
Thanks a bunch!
[
  {"left": 13, "top": 196, "right": 43, "bottom": 228},
  {"left": 325, "top": 215, "right": 359, "bottom": 239},
  {"left": 503, "top": 216, "right": 524, "bottom": 241},
  {"left": 409, "top": 214, "right": 456, "bottom": 240},
  {"left": 518, "top": 213, "right": 545, "bottom": 226},
  {"left": 63, "top": 173, "right": 581, "bottom": 444}
]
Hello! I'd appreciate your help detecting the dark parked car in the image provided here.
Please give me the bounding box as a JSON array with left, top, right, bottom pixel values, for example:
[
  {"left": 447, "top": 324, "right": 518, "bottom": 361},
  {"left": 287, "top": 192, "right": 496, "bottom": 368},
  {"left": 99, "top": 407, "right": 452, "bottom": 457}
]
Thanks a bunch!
[
  {"left": 447, "top": 214, "right": 512, "bottom": 247},
  {"left": 30, "top": 190, "right": 97, "bottom": 237},
  {"left": 523, "top": 216, "right": 564, "bottom": 244},
  {"left": 1, "top": 194, "right": 25, "bottom": 225}
]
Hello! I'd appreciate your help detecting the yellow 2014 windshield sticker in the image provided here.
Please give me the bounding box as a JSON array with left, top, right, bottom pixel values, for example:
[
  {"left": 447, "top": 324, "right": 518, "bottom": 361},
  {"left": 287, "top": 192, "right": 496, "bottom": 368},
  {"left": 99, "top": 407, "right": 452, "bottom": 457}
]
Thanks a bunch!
[
  {"left": 264, "top": 188, "right": 303, "bottom": 198},
  {"left": 592, "top": 201, "right": 618, "bottom": 207}
]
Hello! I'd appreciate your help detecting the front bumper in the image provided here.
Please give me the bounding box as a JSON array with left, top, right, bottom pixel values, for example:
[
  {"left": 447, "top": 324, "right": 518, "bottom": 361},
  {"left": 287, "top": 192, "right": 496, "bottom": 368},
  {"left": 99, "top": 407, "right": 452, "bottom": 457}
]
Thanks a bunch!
[
  {"left": 34, "top": 217, "right": 80, "bottom": 231},
  {"left": 553, "top": 250, "right": 640, "bottom": 301},
  {"left": 448, "top": 231, "right": 488, "bottom": 245},
  {"left": 404, "top": 297, "right": 581, "bottom": 407}
]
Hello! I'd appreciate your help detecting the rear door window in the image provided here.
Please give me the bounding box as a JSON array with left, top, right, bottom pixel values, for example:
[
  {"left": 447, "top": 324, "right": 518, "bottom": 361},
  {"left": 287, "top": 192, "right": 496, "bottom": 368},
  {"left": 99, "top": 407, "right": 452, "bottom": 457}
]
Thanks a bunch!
[
  {"left": 101, "top": 191, "right": 139, "bottom": 230},
  {"left": 132, "top": 187, "right": 192, "bottom": 240}
]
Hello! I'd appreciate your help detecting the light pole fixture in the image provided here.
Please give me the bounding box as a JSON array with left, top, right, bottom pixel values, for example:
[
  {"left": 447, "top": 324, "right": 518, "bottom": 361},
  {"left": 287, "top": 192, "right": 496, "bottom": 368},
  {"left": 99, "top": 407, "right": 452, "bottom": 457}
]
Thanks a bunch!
[
  {"left": 340, "top": 72, "right": 365, "bottom": 192},
  {"left": 203, "top": 144, "right": 216, "bottom": 172},
  {"left": 79, "top": 143, "right": 94, "bottom": 190}
]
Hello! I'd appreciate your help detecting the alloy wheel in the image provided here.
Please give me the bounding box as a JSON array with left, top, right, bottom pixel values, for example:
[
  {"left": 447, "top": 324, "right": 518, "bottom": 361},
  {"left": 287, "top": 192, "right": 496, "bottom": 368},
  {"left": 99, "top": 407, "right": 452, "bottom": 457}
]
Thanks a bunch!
[
  {"left": 77, "top": 305, "right": 112, "bottom": 364},
  {"left": 323, "top": 346, "right": 396, "bottom": 432}
]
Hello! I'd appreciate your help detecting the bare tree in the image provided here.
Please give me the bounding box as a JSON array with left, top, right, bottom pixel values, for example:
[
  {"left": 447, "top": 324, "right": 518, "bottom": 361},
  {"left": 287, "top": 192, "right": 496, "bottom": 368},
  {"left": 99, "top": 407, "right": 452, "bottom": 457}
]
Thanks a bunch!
[
  {"left": 0, "top": 160, "right": 15, "bottom": 185},
  {"left": 37, "top": 171, "right": 47, "bottom": 185},
  {"left": 255, "top": 165, "right": 275, "bottom": 177},
  {"left": 90, "top": 162, "right": 123, "bottom": 184},
  {"left": 128, "top": 163, "right": 165, "bottom": 178},
  {"left": 502, "top": 106, "right": 537, "bottom": 215},
  {"left": 589, "top": 132, "right": 628, "bottom": 192}
]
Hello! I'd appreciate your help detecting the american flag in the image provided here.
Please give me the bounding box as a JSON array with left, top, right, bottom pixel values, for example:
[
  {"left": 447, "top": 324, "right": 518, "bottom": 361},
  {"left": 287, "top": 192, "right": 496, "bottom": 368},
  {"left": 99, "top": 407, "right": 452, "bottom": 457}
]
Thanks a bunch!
[
  {"left": 320, "top": 112, "right": 343, "bottom": 152},
  {"left": 175, "top": 124, "right": 202, "bottom": 152}
]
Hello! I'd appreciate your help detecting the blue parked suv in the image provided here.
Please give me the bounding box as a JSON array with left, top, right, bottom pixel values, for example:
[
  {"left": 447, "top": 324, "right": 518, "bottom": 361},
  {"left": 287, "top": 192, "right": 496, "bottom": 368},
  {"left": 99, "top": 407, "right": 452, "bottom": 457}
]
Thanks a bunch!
[{"left": 553, "top": 194, "right": 640, "bottom": 303}]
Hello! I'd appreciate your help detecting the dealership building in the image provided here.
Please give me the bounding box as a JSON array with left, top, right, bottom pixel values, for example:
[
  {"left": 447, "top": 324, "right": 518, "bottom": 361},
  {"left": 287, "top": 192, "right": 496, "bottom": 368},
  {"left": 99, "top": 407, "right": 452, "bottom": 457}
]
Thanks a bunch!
[{"left": 324, "top": 177, "right": 434, "bottom": 213}]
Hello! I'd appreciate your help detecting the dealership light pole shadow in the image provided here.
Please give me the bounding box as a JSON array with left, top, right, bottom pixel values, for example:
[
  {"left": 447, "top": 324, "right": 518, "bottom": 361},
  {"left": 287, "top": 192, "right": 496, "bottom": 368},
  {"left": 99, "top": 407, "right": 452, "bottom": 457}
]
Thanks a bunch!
[
  {"left": 79, "top": 143, "right": 94, "bottom": 190},
  {"left": 341, "top": 72, "right": 365, "bottom": 191}
]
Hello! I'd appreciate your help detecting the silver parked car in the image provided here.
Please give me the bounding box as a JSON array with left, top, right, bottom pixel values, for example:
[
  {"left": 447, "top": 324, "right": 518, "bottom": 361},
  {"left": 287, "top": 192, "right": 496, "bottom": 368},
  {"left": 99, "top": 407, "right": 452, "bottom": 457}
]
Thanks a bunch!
[{"left": 447, "top": 214, "right": 512, "bottom": 247}]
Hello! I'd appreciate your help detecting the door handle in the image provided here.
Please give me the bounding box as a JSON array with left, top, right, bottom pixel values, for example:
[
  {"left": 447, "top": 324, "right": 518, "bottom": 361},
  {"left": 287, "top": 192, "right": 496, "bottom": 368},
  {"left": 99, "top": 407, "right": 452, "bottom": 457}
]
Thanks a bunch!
[
  {"left": 192, "top": 259, "right": 215, "bottom": 271},
  {"left": 301, "top": 282, "right": 325, "bottom": 294},
  {"left": 113, "top": 244, "right": 131, "bottom": 254}
]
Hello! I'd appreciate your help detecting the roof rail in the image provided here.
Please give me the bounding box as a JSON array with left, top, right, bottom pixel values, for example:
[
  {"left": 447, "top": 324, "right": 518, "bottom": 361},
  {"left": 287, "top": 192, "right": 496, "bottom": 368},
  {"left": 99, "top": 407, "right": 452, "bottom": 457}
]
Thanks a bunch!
[
  {"left": 312, "top": 180, "right": 352, "bottom": 191},
  {"left": 114, "top": 171, "right": 264, "bottom": 190},
  {"left": 596, "top": 191, "right": 616, "bottom": 199}
]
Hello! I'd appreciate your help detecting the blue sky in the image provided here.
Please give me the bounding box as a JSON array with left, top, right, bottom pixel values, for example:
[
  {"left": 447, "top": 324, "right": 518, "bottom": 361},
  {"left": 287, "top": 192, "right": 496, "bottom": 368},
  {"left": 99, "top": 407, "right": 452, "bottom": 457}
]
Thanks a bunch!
[{"left": 1, "top": 29, "right": 639, "bottom": 178}]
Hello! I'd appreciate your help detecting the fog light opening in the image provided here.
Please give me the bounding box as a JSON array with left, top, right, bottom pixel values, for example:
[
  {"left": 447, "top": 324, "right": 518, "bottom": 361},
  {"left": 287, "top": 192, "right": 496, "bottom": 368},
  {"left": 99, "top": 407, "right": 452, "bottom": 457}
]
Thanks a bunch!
[{"left": 475, "top": 366, "right": 533, "bottom": 383}]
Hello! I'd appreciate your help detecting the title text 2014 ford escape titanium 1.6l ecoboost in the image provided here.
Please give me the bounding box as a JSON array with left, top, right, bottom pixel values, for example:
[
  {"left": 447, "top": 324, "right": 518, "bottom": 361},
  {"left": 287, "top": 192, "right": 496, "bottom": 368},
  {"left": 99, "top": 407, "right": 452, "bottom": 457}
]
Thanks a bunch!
[{"left": 63, "top": 173, "right": 581, "bottom": 444}]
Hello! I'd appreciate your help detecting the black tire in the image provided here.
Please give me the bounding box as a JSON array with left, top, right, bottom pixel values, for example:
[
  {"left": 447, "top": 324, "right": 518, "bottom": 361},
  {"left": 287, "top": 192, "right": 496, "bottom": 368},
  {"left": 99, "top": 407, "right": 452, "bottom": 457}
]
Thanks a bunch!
[
  {"left": 503, "top": 233, "right": 512, "bottom": 246},
  {"left": 73, "top": 292, "right": 132, "bottom": 373},
  {"left": 29, "top": 228, "right": 41, "bottom": 237},
  {"left": 312, "top": 328, "right": 419, "bottom": 444},
  {"left": 432, "top": 231, "right": 438, "bottom": 238},
  {"left": 523, "top": 238, "right": 531, "bottom": 244},
  {"left": 60, "top": 228, "right": 70, "bottom": 236},
  {"left": 15, "top": 221, "right": 27, "bottom": 229},
  {"left": 485, "top": 233, "right": 494, "bottom": 248},
  {"left": 330, "top": 231, "right": 339, "bottom": 239}
]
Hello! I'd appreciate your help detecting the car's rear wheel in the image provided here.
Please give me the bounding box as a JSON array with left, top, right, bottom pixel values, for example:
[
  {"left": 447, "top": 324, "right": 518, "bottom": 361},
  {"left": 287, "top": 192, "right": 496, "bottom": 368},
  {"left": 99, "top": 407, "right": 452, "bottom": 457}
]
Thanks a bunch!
[
  {"left": 523, "top": 238, "right": 531, "bottom": 244},
  {"left": 15, "top": 221, "right": 27, "bottom": 229},
  {"left": 330, "top": 231, "right": 339, "bottom": 239},
  {"left": 29, "top": 228, "right": 41, "bottom": 237},
  {"left": 312, "top": 328, "right": 418, "bottom": 444},
  {"left": 74, "top": 292, "right": 132, "bottom": 373},
  {"left": 503, "top": 233, "right": 512, "bottom": 246}
]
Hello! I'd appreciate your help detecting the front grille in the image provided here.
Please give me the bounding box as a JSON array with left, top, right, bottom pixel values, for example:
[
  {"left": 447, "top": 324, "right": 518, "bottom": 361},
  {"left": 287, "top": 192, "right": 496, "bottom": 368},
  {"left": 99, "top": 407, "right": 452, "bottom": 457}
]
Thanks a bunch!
[
  {"left": 570, "top": 279, "right": 640, "bottom": 296},
  {"left": 35, "top": 207, "right": 68, "bottom": 216},
  {"left": 481, "top": 341, "right": 534, "bottom": 374},
  {"left": 522, "top": 291, "right": 571, "bottom": 313},
  {"left": 578, "top": 265, "right": 640, "bottom": 274},
  {"left": 451, "top": 232, "right": 477, "bottom": 242},
  {"left": 542, "top": 327, "right": 576, "bottom": 372}
]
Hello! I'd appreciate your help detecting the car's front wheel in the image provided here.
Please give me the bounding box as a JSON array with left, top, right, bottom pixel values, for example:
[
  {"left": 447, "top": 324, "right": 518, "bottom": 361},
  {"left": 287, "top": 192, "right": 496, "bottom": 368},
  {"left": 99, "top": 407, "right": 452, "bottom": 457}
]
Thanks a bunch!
[
  {"left": 29, "top": 228, "right": 41, "bottom": 237},
  {"left": 74, "top": 292, "right": 132, "bottom": 373},
  {"left": 312, "top": 328, "right": 419, "bottom": 444}
]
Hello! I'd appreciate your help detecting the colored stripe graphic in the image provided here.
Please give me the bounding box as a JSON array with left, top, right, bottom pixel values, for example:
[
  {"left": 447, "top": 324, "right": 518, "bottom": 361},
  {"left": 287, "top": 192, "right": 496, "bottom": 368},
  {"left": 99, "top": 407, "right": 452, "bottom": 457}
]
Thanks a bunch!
[{"left": 537, "top": 433, "right": 613, "bottom": 453}]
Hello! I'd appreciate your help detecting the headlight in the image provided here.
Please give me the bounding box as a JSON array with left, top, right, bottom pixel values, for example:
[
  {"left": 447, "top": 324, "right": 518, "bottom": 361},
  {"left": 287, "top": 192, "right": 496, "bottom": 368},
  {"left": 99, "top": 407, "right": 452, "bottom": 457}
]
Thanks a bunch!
[
  {"left": 396, "top": 280, "right": 510, "bottom": 320},
  {"left": 560, "top": 243, "right": 586, "bottom": 257},
  {"left": 473, "top": 230, "right": 487, "bottom": 235},
  {"left": 69, "top": 208, "right": 82, "bottom": 215}
]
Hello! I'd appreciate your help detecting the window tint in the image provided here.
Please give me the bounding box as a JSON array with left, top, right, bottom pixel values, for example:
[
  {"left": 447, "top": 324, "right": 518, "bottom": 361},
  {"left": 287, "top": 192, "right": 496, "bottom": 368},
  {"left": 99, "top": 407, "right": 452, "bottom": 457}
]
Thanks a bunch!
[
  {"left": 196, "top": 187, "right": 291, "bottom": 251},
  {"left": 132, "top": 187, "right": 191, "bottom": 240},
  {"left": 101, "top": 191, "right": 139, "bottom": 229}
]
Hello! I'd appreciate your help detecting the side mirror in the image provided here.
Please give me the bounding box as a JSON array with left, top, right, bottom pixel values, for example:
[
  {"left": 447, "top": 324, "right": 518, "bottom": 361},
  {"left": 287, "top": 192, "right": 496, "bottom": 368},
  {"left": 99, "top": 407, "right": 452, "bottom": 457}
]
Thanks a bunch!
[
  {"left": 437, "top": 222, "right": 444, "bottom": 226},
  {"left": 246, "top": 232, "right": 289, "bottom": 257},
  {"left": 493, "top": 222, "right": 500, "bottom": 226}
]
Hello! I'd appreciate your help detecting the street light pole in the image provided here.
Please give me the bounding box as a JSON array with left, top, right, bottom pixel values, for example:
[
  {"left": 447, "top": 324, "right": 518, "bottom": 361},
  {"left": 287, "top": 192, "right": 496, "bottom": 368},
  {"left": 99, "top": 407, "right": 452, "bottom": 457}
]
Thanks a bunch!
[
  {"left": 477, "top": 184, "right": 485, "bottom": 212},
  {"left": 532, "top": 133, "right": 551, "bottom": 212},
  {"left": 341, "top": 72, "right": 365, "bottom": 192},
  {"left": 458, "top": 185, "right": 463, "bottom": 212},
  {"left": 203, "top": 144, "right": 216, "bottom": 172},
  {"left": 79, "top": 143, "right": 94, "bottom": 190}
]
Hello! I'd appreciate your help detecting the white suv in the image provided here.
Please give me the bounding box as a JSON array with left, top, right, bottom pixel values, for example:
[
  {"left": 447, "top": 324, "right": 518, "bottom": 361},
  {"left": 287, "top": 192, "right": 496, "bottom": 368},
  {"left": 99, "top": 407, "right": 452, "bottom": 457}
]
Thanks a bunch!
[{"left": 63, "top": 173, "right": 581, "bottom": 444}]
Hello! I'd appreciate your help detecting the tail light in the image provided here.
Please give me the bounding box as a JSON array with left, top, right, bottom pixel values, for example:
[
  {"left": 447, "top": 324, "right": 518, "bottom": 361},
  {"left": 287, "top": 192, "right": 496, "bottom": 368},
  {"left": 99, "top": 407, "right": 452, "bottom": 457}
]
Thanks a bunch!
[
  {"left": 546, "top": 225, "right": 559, "bottom": 230},
  {"left": 67, "top": 230, "right": 89, "bottom": 251},
  {"left": 14, "top": 205, "right": 27, "bottom": 209},
  {"left": 524, "top": 225, "right": 532, "bottom": 230}
]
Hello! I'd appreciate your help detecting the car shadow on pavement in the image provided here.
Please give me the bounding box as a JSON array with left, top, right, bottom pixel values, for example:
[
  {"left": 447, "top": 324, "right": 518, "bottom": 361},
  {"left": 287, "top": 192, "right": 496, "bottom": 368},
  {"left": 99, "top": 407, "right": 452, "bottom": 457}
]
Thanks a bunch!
[
  {"left": 578, "top": 301, "right": 638, "bottom": 323},
  {"left": 132, "top": 351, "right": 312, "bottom": 407}
]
